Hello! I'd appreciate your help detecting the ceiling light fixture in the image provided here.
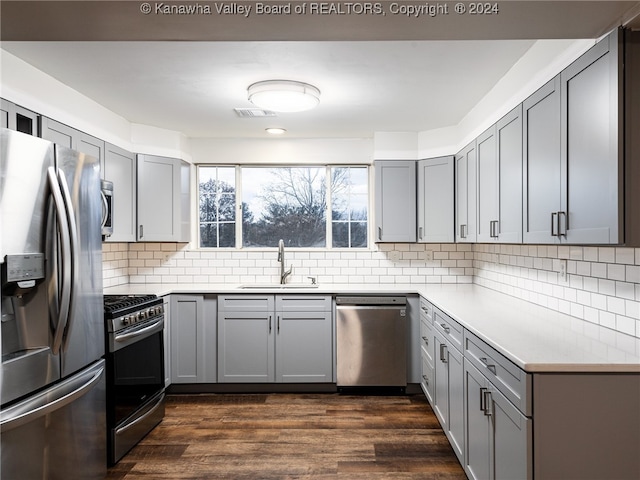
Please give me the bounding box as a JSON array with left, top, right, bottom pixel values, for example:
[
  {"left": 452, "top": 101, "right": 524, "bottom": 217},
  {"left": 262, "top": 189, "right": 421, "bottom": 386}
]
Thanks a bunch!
[
  {"left": 248, "top": 80, "right": 320, "bottom": 113},
  {"left": 265, "top": 127, "right": 287, "bottom": 135}
]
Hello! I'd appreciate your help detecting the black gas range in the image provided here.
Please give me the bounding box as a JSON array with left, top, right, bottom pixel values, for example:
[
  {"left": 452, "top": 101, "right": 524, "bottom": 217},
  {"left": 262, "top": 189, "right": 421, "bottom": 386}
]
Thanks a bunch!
[{"left": 103, "top": 294, "right": 165, "bottom": 464}]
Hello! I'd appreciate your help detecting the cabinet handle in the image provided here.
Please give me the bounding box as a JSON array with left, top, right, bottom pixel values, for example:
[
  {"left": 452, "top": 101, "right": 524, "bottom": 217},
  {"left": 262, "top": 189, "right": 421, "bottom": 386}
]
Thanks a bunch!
[
  {"left": 480, "top": 357, "right": 497, "bottom": 374},
  {"left": 421, "top": 336, "right": 429, "bottom": 345},
  {"left": 439, "top": 344, "right": 448, "bottom": 363},
  {"left": 490, "top": 220, "right": 499, "bottom": 238},
  {"left": 419, "top": 226, "right": 423, "bottom": 240},
  {"left": 421, "top": 306, "right": 428, "bottom": 312},
  {"left": 277, "top": 315, "right": 280, "bottom": 333},
  {"left": 483, "top": 390, "right": 493, "bottom": 416},
  {"left": 269, "top": 315, "right": 272, "bottom": 333},
  {"left": 480, "top": 386, "right": 487, "bottom": 412},
  {"left": 422, "top": 374, "right": 429, "bottom": 386},
  {"left": 558, "top": 211, "right": 567, "bottom": 236},
  {"left": 378, "top": 227, "right": 382, "bottom": 240},
  {"left": 139, "top": 225, "right": 144, "bottom": 238},
  {"left": 460, "top": 224, "right": 467, "bottom": 239},
  {"left": 440, "top": 323, "right": 450, "bottom": 334},
  {"left": 551, "top": 212, "right": 558, "bottom": 237}
]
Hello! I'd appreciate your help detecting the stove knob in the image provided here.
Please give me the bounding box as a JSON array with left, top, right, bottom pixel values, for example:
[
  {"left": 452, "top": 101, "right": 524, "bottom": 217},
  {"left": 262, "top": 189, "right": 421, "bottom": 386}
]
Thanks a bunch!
[
  {"left": 140, "top": 310, "right": 147, "bottom": 320},
  {"left": 122, "top": 316, "right": 130, "bottom": 326},
  {"left": 158, "top": 305, "right": 164, "bottom": 315}
]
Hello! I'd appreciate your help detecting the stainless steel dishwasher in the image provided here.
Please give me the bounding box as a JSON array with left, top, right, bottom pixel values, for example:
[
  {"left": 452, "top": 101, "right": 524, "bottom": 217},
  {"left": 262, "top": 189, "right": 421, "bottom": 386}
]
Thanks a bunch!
[{"left": 336, "top": 296, "right": 407, "bottom": 392}]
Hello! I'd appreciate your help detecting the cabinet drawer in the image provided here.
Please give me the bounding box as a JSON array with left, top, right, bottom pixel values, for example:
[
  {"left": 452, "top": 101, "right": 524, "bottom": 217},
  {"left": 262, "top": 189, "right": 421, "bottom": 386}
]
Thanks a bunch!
[
  {"left": 218, "top": 294, "right": 274, "bottom": 312},
  {"left": 420, "top": 317, "right": 434, "bottom": 365},
  {"left": 275, "top": 295, "right": 331, "bottom": 312},
  {"left": 464, "top": 331, "right": 531, "bottom": 416},
  {"left": 419, "top": 297, "right": 433, "bottom": 323},
  {"left": 433, "top": 308, "right": 463, "bottom": 353},
  {"left": 420, "top": 352, "right": 434, "bottom": 403}
]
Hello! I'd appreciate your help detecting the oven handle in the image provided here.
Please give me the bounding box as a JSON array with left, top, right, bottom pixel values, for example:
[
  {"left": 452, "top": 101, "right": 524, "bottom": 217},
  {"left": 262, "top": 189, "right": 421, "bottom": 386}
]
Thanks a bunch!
[
  {"left": 115, "top": 317, "right": 164, "bottom": 343},
  {"left": 114, "top": 392, "right": 165, "bottom": 436}
]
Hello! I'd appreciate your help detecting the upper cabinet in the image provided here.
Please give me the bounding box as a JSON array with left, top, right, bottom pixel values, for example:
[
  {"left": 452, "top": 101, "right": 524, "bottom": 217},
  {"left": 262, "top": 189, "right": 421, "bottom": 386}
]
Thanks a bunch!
[
  {"left": 455, "top": 141, "right": 477, "bottom": 243},
  {"left": 522, "top": 28, "right": 639, "bottom": 245},
  {"left": 417, "top": 156, "right": 455, "bottom": 243},
  {"left": 476, "top": 105, "right": 523, "bottom": 243},
  {"left": 104, "top": 143, "right": 137, "bottom": 242},
  {"left": 137, "top": 154, "right": 191, "bottom": 242},
  {"left": 523, "top": 76, "right": 562, "bottom": 244},
  {"left": 374, "top": 160, "right": 417, "bottom": 242},
  {"left": 40, "top": 117, "right": 105, "bottom": 170},
  {"left": 1, "top": 99, "right": 39, "bottom": 136}
]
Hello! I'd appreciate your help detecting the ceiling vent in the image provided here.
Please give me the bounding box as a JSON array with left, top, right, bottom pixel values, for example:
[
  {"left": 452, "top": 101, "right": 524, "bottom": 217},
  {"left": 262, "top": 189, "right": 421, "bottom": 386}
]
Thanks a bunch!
[{"left": 234, "top": 108, "right": 277, "bottom": 118}]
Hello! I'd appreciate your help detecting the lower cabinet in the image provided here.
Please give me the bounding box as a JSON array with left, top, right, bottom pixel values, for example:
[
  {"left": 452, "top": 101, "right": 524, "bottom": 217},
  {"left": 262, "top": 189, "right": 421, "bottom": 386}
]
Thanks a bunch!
[
  {"left": 217, "top": 295, "right": 333, "bottom": 383},
  {"left": 170, "top": 295, "right": 217, "bottom": 383},
  {"left": 433, "top": 329, "right": 465, "bottom": 462},
  {"left": 464, "top": 360, "right": 531, "bottom": 480}
]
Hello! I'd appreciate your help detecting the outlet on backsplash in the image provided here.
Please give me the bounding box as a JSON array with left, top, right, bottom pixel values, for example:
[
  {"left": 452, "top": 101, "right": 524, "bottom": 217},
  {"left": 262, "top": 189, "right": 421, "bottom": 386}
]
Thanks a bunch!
[{"left": 559, "top": 259, "right": 569, "bottom": 284}]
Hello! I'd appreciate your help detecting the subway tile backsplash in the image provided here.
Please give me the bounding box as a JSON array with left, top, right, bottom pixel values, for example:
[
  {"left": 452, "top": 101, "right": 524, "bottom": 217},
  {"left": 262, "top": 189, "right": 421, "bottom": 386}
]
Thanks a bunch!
[{"left": 102, "top": 242, "right": 640, "bottom": 338}]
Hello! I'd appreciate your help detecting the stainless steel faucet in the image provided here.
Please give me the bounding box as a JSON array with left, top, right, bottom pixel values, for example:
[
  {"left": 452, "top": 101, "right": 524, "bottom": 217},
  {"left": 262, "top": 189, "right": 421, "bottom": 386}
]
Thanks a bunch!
[{"left": 278, "top": 239, "right": 292, "bottom": 284}]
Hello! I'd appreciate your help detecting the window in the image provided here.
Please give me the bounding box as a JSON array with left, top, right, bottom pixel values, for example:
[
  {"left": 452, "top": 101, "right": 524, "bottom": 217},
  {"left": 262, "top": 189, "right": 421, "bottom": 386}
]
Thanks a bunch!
[
  {"left": 197, "top": 165, "right": 369, "bottom": 249},
  {"left": 198, "top": 166, "right": 236, "bottom": 247}
]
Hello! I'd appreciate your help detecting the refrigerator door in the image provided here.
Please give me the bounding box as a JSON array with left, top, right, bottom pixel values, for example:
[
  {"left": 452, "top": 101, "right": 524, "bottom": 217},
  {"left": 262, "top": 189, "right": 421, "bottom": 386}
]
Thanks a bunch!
[
  {"left": 1, "top": 129, "right": 60, "bottom": 405},
  {"left": 55, "top": 144, "right": 104, "bottom": 376},
  {"left": 0, "top": 359, "right": 107, "bottom": 480}
]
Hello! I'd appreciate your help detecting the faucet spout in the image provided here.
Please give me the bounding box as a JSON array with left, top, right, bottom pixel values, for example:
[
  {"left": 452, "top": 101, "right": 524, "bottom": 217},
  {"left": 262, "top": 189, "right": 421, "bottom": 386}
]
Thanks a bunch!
[{"left": 278, "top": 239, "right": 292, "bottom": 284}]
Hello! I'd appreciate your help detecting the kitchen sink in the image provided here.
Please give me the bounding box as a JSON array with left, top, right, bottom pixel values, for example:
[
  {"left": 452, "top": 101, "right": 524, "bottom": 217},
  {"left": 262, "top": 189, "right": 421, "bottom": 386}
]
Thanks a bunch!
[{"left": 239, "top": 284, "right": 319, "bottom": 289}]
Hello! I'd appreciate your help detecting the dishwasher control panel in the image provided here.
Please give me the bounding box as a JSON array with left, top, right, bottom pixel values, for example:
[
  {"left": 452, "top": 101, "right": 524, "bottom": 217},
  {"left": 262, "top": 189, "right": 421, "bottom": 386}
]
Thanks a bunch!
[{"left": 335, "top": 296, "right": 406, "bottom": 305}]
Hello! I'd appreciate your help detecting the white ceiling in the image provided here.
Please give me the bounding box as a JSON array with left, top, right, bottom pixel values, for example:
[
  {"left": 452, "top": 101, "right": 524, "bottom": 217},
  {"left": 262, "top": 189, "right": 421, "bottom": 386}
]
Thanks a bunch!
[{"left": 2, "top": 1, "right": 640, "bottom": 140}]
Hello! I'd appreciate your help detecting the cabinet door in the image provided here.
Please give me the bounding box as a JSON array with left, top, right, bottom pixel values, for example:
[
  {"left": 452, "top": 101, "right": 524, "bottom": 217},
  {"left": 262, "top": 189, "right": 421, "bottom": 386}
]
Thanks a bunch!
[
  {"left": 40, "top": 117, "right": 76, "bottom": 148},
  {"left": 77, "top": 131, "right": 105, "bottom": 172},
  {"left": 523, "top": 76, "right": 562, "bottom": 244},
  {"left": 104, "top": 143, "right": 137, "bottom": 242},
  {"left": 561, "top": 30, "right": 622, "bottom": 244},
  {"left": 496, "top": 105, "right": 523, "bottom": 243},
  {"left": 476, "top": 126, "right": 498, "bottom": 243},
  {"left": 455, "top": 141, "right": 477, "bottom": 242},
  {"left": 137, "top": 154, "right": 181, "bottom": 242},
  {"left": 1, "top": 99, "right": 39, "bottom": 135},
  {"left": 275, "top": 311, "right": 332, "bottom": 382},
  {"left": 433, "top": 332, "right": 464, "bottom": 461},
  {"left": 1, "top": 99, "right": 9, "bottom": 128},
  {"left": 491, "top": 386, "right": 532, "bottom": 480},
  {"left": 217, "top": 311, "right": 275, "bottom": 383},
  {"left": 464, "top": 360, "right": 491, "bottom": 480},
  {"left": 420, "top": 353, "right": 434, "bottom": 404},
  {"left": 171, "top": 295, "right": 205, "bottom": 383},
  {"left": 417, "top": 156, "right": 454, "bottom": 243},
  {"left": 374, "top": 160, "right": 416, "bottom": 242}
]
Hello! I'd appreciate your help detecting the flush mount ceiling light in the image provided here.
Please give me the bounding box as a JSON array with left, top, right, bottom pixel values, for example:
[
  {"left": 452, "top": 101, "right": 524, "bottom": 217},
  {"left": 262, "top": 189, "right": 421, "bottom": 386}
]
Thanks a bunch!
[
  {"left": 247, "top": 80, "right": 320, "bottom": 113},
  {"left": 265, "top": 127, "right": 287, "bottom": 135}
]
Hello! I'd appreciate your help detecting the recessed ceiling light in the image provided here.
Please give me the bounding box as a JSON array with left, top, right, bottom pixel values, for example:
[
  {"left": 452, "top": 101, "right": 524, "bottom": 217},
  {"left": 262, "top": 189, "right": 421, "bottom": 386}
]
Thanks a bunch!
[
  {"left": 265, "top": 127, "right": 287, "bottom": 135},
  {"left": 248, "top": 80, "right": 320, "bottom": 113}
]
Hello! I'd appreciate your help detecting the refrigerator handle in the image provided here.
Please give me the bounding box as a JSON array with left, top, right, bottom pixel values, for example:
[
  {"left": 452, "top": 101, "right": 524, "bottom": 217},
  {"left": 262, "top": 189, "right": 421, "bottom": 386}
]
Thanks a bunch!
[
  {"left": 57, "top": 169, "right": 79, "bottom": 350},
  {"left": 47, "top": 167, "right": 72, "bottom": 355},
  {"left": 0, "top": 361, "right": 104, "bottom": 434}
]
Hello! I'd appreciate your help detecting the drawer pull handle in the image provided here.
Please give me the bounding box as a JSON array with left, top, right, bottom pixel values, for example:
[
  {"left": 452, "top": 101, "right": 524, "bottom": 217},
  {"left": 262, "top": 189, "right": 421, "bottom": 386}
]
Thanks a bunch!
[
  {"left": 439, "top": 344, "right": 448, "bottom": 363},
  {"left": 440, "top": 323, "right": 450, "bottom": 334},
  {"left": 483, "top": 390, "right": 493, "bottom": 416},
  {"left": 480, "top": 357, "right": 497, "bottom": 374},
  {"left": 422, "top": 374, "right": 429, "bottom": 386}
]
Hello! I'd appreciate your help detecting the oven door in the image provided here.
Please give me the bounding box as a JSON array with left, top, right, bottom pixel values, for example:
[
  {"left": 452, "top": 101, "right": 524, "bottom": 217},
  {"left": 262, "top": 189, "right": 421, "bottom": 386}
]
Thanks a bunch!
[{"left": 107, "top": 323, "right": 165, "bottom": 463}]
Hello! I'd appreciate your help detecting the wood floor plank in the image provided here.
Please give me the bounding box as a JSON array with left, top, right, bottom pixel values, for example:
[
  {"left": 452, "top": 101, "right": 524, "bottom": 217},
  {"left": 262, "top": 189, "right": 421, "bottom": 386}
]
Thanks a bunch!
[{"left": 106, "top": 393, "right": 466, "bottom": 479}]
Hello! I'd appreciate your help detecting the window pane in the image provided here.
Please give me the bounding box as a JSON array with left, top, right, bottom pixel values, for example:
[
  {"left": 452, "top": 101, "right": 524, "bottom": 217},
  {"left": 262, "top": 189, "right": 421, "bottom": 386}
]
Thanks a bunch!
[
  {"left": 242, "top": 167, "right": 326, "bottom": 248},
  {"left": 198, "top": 166, "right": 236, "bottom": 247},
  {"left": 330, "top": 166, "right": 368, "bottom": 248}
]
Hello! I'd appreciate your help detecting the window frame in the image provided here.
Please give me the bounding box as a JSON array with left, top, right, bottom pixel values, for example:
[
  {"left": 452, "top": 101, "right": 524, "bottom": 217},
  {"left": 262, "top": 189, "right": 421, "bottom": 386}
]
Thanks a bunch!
[{"left": 196, "top": 164, "right": 371, "bottom": 250}]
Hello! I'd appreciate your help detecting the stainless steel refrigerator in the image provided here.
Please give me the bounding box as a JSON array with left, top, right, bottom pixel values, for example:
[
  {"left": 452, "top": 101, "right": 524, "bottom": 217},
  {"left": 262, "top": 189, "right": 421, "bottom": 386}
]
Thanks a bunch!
[{"left": 0, "top": 128, "right": 106, "bottom": 479}]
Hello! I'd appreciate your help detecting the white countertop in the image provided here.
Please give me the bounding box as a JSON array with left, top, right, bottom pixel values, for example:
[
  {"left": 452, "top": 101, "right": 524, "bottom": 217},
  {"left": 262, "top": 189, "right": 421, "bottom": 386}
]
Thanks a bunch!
[{"left": 104, "top": 282, "right": 640, "bottom": 373}]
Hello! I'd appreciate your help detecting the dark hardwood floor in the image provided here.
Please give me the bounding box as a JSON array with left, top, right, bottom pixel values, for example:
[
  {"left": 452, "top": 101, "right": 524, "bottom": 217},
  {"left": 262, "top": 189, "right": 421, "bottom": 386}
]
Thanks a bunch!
[{"left": 106, "top": 393, "right": 466, "bottom": 479}]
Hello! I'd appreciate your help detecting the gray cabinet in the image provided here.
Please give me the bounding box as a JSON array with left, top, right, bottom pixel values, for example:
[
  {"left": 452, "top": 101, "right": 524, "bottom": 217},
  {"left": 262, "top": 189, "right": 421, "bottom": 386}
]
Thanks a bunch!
[
  {"left": 137, "top": 154, "right": 190, "bottom": 242},
  {"left": 476, "top": 105, "right": 522, "bottom": 243},
  {"left": 1, "top": 99, "right": 39, "bottom": 136},
  {"left": 40, "top": 117, "right": 105, "bottom": 168},
  {"left": 455, "top": 141, "right": 477, "bottom": 242},
  {"left": 374, "top": 160, "right": 416, "bottom": 242},
  {"left": 560, "top": 29, "right": 622, "bottom": 244},
  {"left": 522, "top": 76, "right": 562, "bottom": 244},
  {"left": 419, "top": 298, "right": 435, "bottom": 403},
  {"left": 217, "top": 295, "right": 332, "bottom": 383},
  {"left": 170, "top": 295, "right": 217, "bottom": 384},
  {"left": 431, "top": 309, "right": 464, "bottom": 463},
  {"left": 417, "top": 156, "right": 454, "bottom": 243},
  {"left": 104, "top": 143, "right": 137, "bottom": 242},
  {"left": 464, "top": 360, "right": 531, "bottom": 480}
]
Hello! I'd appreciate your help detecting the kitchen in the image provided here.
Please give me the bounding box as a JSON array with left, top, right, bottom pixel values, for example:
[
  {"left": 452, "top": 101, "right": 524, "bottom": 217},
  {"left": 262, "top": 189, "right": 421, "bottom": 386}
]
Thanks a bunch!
[{"left": 2, "top": 1, "right": 640, "bottom": 479}]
